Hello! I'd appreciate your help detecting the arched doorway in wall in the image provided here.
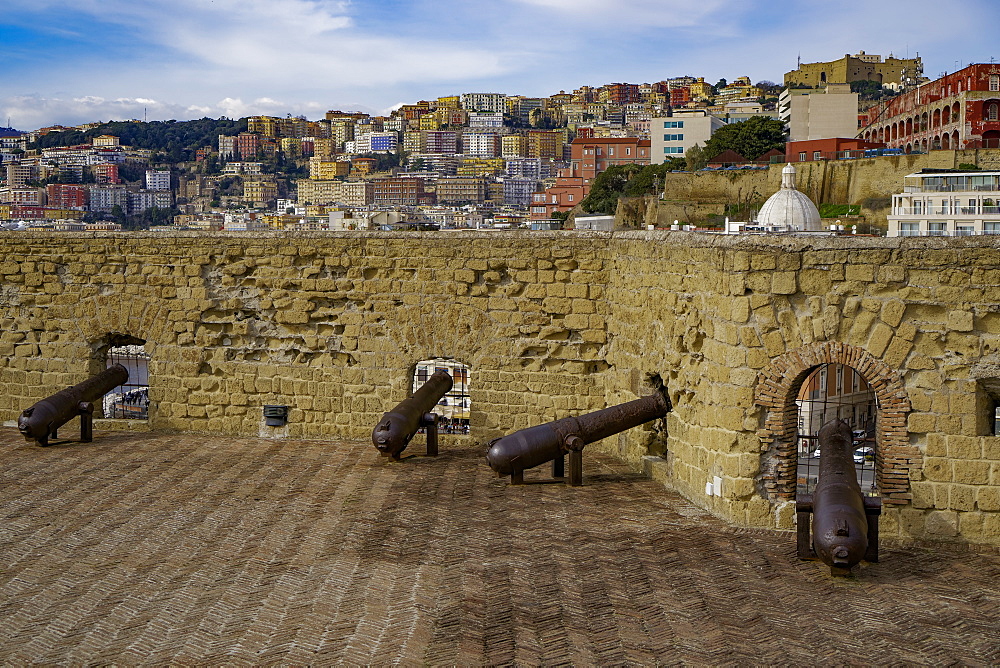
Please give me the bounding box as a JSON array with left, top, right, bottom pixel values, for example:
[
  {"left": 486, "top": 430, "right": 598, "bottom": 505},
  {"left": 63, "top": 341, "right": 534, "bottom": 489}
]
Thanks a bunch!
[
  {"left": 754, "top": 342, "right": 914, "bottom": 505},
  {"left": 413, "top": 358, "right": 471, "bottom": 434},
  {"left": 99, "top": 334, "right": 150, "bottom": 420},
  {"left": 794, "top": 363, "right": 878, "bottom": 498}
]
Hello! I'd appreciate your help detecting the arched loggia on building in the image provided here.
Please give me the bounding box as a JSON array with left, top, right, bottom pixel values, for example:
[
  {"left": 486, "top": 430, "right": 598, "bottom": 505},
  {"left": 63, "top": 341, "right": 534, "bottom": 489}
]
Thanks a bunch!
[{"left": 753, "top": 342, "right": 915, "bottom": 505}]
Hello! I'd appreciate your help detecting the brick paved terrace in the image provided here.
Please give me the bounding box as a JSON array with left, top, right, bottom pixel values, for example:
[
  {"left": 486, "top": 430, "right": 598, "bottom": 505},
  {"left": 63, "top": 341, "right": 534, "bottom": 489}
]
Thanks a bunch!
[{"left": 1, "top": 428, "right": 998, "bottom": 665}]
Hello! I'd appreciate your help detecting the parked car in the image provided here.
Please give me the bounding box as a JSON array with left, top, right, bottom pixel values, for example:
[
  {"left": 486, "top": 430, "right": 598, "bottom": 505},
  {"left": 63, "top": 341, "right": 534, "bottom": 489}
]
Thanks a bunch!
[{"left": 854, "top": 447, "right": 874, "bottom": 464}]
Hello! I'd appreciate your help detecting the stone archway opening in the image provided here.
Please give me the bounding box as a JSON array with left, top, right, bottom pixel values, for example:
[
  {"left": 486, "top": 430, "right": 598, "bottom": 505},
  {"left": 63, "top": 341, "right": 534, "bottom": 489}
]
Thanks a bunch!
[
  {"left": 794, "top": 362, "right": 878, "bottom": 498},
  {"left": 99, "top": 333, "right": 150, "bottom": 420},
  {"left": 413, "top": 358, "right": 471, "bottom": 434},
  {"left": 755, "top": 342, "right": 915, "bottom": 508}
]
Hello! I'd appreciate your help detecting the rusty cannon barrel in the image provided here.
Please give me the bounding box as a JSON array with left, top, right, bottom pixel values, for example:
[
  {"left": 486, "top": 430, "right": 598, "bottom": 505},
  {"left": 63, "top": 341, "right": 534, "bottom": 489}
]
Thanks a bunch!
[
  {"left": 372, "top": 368, "right": 453, "bottom": 460},
  {"left": 486, "top": 390, "right": 670, "bottom": 486},
  {"left": 797, "top": 419, "right": 881, "bottom": 576},
  {"left": 18, "top": 363, "right": 129, "bottom": 447}
]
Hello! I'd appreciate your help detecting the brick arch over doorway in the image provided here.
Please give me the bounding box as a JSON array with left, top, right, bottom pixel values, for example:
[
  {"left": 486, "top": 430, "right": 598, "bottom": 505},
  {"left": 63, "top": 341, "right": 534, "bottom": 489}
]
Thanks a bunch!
[{"left": 753, "top": 341, "right": 917, "bottom": 508}]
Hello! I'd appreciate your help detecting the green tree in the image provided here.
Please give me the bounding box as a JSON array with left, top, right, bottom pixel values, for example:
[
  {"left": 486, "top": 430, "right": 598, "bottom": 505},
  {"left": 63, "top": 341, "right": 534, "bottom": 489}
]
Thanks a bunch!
[
  {"left": 685, "top": 143, "right": 709, "bottom": 171},
  {"left": 702, "top": 116, "right": 786, "bottom": 161},
  {"left": 850, "top": 79, "right": 896, "bottom": 101}
]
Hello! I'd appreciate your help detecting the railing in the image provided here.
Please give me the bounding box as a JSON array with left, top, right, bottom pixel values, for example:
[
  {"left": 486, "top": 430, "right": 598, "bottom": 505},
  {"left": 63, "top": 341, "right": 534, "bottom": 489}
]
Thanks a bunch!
[
  {"left": 896, "top": 228, "right": 1000, "bottom": 237},
  {"left": 892, "top": 206, "right": 1000, "bottom": 215}
]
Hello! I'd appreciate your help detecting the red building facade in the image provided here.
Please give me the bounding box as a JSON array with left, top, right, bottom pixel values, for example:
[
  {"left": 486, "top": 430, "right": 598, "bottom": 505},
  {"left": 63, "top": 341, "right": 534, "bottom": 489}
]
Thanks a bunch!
[
  {"left": 45, "top": 184, "right": 88, "bottom": 209},
  {"left": 862, "top": 63, "right": 1000, "bottom": 151}
]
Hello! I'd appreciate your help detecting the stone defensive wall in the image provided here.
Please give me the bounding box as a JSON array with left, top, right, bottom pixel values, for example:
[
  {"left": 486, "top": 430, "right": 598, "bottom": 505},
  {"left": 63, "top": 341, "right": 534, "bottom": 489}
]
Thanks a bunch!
[{"left": 3, "top": 231, "right": 1000, "bottom": 547}]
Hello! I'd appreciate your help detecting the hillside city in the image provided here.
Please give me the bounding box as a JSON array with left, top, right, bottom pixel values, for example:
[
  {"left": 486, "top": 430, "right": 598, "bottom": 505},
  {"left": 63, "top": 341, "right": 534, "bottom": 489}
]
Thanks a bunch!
[{"left": 2, "top": 50, "right": 998, "bottom": 236}]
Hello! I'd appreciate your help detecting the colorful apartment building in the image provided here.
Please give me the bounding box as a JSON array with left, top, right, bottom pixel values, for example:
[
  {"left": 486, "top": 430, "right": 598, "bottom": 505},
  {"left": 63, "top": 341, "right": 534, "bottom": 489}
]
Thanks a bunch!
[
  {"left": 45, "top": 184, "right": 88, "bottom": 209},
  {"left": 568, "top": 136, "right": 651, "bottom": 182}
]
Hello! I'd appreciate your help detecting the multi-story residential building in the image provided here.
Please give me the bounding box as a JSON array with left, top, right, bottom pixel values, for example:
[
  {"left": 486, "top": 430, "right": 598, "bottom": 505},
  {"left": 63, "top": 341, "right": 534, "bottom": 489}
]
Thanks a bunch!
[
  {"left": 329, "top": 119, "right": 355, "bottom": 150},
  {"left": 501, "top": 135, "right": 528, "bottom": 158},
  {"left": 456, "top": 158, "right": 505, "bottom": 178},
  {"left": 569, "top": 136, "right": 651, "bottom": 181},
  {"left": 1, "top": 187, "right": 44, "bottom": 206},
  {"left": 785, "top": 51, "right": 925, "bottom": 89},
  {"left": 339, "top": 181, "right": 374, "bottom": 207},
  {"left": 861, "top": 63, "right": 1000, "bottom": 151},
  {"left": 222, "top": 162, "right": 263, "bottom": 175},
  {"left": 528, "top": 175, "right": 586, "bottom": 220},
  {"left": 424, "top": 130, "right": 459, "bottom": 154},
  {"left": 89, "top": 185, "right": 129, "bottom": 213},
  {"left": 435, "top": 177, "right": 488, "bottom": 204},
  {"left": 128, "top": 189, "right": 172, "bottom": 214},
  {"left": 601, "top": 83, "right": 641, "bottom": 106},
  {"left": 372, "top": 177, "right": 427, "bottom": 206},
  {"left": 296, "top": 179, "right": 342, "bottom": 206},
  {"left": 311, "top": 137, "right": 335, "bottom": 160},
  {"left": 218, "top": 135, "right": 237, "bottom": 160},
  {"left": 505, "top": 157, "right": 550, "bottom": 180},
  {"left": 715, "top": 76, "right": 763, "bottom": 105},
  {"left": 309, "top": 157, "right": 350, "bottom": 180},
  {"left": 145, "top": 170, "right": 171, "bottom": 191},
  {"left": 462, "top": 132, "right": 500, "bottom": 158},
  {"left": 92, "top": 135, "right": 120, "bottom": 147},
  {"left": 502, "top": 177, "right": 539, "bottom": 207},
  {"left": 5, "top": 162, "right": 39, "bottom": 188},
  {"left": 467, "top": 112, "right": 503, "bottom": 129},
  {"left": 650, "top": 110, "right": 725, "bottom": 162},
  {"left": 670, "top": 87, "right": 692, "bottom": 107},
  {"left": 526, "top": 130, "right": 568, "bottom": 161},
  {"left": 437, "top": 95, "right": 461, "bottom": 109},
  {"left": 779, "top": 84, "right": 860, "bottom": 142},
  {"left": 236, "top": 132, "right": 261, "bottom": 160},
  {"left": 461, "top": 93, "right": 506, "bottom": 113},
  {"left": 410, "top": 154, "right": 459, "bottom": 176},
  {"left": 46, "top": 184, "right": 88, "bottom": 209},
  {"left": 93, "top": 163, "right": 120, "bottom": 184},
  {"left": 507, "top": 96, "right": 544, "bottom": 125},
  {"left": 368, "top": 132, "right": 398, "bottom": 153},
  {"left": 242, "top": 179, "right": 278, "bottom": 208},
  {"left": 688, "top": 78, "right": 714, "bottom": 102},
  {"left": 887, "top": 170, "right": 1000, "bottom": 237}
]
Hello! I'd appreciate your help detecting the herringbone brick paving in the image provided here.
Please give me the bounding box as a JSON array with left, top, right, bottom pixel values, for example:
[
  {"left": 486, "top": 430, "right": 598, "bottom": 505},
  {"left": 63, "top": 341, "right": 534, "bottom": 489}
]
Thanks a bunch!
[{"left": 1, "top": 427, "right": 998, "bottom": 665}]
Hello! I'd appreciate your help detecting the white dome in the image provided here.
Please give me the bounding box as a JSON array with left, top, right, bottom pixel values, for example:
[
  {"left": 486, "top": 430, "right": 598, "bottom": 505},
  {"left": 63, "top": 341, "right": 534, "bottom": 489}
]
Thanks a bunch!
[{"left": 756, "top": 163, "right": 821, "bottom": 231}]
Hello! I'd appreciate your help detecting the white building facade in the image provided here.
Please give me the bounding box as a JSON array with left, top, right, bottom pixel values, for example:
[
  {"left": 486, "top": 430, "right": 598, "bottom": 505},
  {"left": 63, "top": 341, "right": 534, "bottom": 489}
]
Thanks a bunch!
[
  {"left": 887, "top": 170, "right": 1000, "bottom": 237},
  {"left": 649, "top": 110, "right": 724, "bottom": 163}
]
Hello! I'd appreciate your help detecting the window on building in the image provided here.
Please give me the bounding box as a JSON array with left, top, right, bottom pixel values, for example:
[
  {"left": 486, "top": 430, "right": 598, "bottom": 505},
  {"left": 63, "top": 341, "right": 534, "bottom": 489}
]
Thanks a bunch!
[
  {"left": 900, "top": 222, "right": 920, "bottom": 236},
  {"left": 990, "top": 103, "right": 999, "bottom": 121},
  {"left": 568, "top": 194, "right": 574, "bottom": 202},
  {"left": 799, "top": 152, "right": 806, "bottom": 161},
  {"left": 956, "top": 225, "right": 974, "bottom": 236},
  {"left": 985, "top": 222, "right": 1000, "bottom": 234},
  {"left": 991, "top": 75, "right": 999, "bottom": 92},
  {"left": 813, "top": 151, "right": 822, "bottom": 160},
  {"left": 928, "top": 221, "right": 947, "bottom": 236}
]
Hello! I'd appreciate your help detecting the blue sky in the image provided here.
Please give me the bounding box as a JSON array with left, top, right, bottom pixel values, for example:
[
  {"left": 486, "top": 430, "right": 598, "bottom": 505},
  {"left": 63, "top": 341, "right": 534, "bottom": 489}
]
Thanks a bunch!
[{"left": 1, "top": 0, "right": 997, "bottom": 130}]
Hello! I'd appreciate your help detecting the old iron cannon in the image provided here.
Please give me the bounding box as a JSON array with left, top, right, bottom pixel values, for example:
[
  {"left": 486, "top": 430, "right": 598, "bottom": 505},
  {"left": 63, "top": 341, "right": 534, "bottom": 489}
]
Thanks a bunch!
[
  {"left": 796, "top": 419, "right": 881, "bottom": 576},
  {"left": 372, "top": 368, "right": 453, "bottom": 460},
  {"left": 18, "top": 363, "right": 130, "bottom": 447},
  {"left": 486, "top": 390, "right": 670, "bottom": 486}
]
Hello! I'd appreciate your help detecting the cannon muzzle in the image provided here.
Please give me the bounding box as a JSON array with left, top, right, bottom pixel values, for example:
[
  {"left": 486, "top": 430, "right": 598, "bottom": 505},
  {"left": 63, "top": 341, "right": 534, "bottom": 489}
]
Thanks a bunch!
[
  {"left": 18, "top": 364, "right": 130, "bottom": 446},
  {"left": 798, "top": 419, "right": 881, "bottom": 576}
]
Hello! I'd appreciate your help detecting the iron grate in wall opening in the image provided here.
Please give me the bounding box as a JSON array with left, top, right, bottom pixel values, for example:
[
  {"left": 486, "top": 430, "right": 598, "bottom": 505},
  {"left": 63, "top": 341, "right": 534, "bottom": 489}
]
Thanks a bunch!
[{"left": 104, "top": 345, "right": 150, "bottom": 420}]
